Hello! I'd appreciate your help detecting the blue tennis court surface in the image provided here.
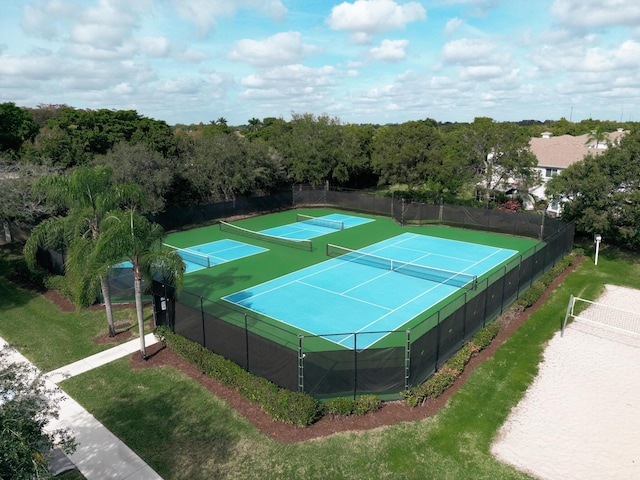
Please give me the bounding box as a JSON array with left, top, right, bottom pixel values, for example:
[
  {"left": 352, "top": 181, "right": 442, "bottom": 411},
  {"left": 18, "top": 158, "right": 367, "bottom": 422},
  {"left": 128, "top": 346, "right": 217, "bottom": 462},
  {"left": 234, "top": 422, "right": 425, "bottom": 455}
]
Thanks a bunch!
[
  {"left": 224, "top": 233, "right": 518, "bottom": 350},
  {"left": 165, "top": 239, "right": 267, "bottom": 273},
  {"left": 259, "top": 213, "right": 373, "bottom": 240}
]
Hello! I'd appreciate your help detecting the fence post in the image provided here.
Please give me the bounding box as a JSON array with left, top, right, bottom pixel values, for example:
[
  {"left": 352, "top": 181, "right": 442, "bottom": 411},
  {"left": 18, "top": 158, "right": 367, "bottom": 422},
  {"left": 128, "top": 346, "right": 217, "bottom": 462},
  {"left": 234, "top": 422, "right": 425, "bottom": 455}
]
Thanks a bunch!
[
  {"left": 405, "top": 329, "right": 411, "bottom": 390},
  {"left": 297, "top": 335, "right": 304, "bottom": 392},
  {"left": 391, "top": 191, "right": 394, "bottom": 218},
  {"left": 353, "top": 333, "right": 358, "bottom": 400},
  {"left": 244, "top": 314, "right": 250, "bottom": 371},
  {"left": 200, "top": 296, "right": 206, "bottom": 347}
]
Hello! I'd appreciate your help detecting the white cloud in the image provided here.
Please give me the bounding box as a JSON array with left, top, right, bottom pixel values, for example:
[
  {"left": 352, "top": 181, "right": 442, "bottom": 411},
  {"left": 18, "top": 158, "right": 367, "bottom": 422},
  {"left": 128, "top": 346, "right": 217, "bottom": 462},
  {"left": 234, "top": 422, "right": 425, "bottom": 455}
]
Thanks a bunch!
[
  {"left": 228, "top": 32, "right": 321, "bottom": 68},
  {"left": 442, "top": 38, "right": 497, "bottom": 64},
  {"left": 327, "top": 0, "right": 426, "bottom": 44},
  {"left": 552, "top": 0, "right": 640, "bottom": 29},
  {"left": 156, "top": 77, "right": 202, "bottom": 94},
  {"left": 0, "top": 53, "right": 61, "bottom": 78},
  {"left": 172, "top": 0, "right": 287, "bottom": 37},
  {"left": 20, "top": 0, "right": 76, "bottom": 40},
  {"left": 368, "top": 39, "right": 409, "bottom": 62},
  {"left": 238, "top": 64, "right": 340, "bottom": 107},
  {"left": 459, "top": 64, "right": 504, "bottom": 81},
  {"left": 139, "top": 37, "right": 171, "bottom": 57},
  {"left": 444, "top": 18, "right": 464, "bottom": 37}
]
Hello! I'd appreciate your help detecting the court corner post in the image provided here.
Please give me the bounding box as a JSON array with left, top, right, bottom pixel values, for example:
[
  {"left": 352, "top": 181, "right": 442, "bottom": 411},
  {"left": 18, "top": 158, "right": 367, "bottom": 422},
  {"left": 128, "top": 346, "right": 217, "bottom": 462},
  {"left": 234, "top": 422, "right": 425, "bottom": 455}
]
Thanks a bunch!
[{"left": 561, "top": 295, "right": 575, "bottom": 337}]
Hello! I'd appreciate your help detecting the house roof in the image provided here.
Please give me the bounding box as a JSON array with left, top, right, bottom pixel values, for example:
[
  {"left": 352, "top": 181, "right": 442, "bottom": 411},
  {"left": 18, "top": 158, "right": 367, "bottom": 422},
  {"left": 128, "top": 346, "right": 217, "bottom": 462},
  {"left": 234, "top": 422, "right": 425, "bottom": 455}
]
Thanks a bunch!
[{"left": 530, "top": 130, "right": 627, "bottom": 169}]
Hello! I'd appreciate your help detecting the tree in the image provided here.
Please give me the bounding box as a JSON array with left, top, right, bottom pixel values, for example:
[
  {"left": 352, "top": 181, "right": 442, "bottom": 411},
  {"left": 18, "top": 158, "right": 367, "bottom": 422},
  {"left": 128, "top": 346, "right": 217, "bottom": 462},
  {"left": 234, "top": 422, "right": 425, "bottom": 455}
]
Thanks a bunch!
[
  {"left": 460, "top": 118, "right": 540, "bottom": 206},
  {"left": 585, "top": 124, "right": 609, "bottom": 149},
  {"left": 0, "top": 102, "right": 38, "bottom": 155},
  {"left": 95, "top": 141, "right": 177, "bottom": 214},
  {"left": 0, "top": 347, "right": 76, "bottom": 479},
  {"left": 0, "top": 163, "right": 59, "bottom": 230},
  {"left": 98, "top": 210, "right": 185, "bottom": 358},
  {"left": 371, "top": 121, "right": 444, "bottom": 192},
  {"left": 181, "top": 132, "right": 285, "bottom": 203},
  {"left": 23, "top": 166, "right": 146, "bottom": 336},
  {"left": 546, "top": 128, "right": 640, "bottom": 248}
]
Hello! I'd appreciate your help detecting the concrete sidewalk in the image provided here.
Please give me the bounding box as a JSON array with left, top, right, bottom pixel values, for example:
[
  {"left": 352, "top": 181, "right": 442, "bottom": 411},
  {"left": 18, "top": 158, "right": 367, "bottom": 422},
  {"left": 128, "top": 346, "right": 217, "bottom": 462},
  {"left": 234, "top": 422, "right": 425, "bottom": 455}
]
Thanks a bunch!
[{"left": 1, "top": 334, "right": 164, "bottom": 480}]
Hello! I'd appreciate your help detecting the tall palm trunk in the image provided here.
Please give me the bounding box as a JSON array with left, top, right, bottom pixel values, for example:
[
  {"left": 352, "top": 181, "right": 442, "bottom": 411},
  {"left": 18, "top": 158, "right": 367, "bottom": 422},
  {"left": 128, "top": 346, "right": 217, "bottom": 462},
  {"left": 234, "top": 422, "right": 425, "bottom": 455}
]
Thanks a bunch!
[
  {"left": 99, "top": 274, "right": 117, "bottom": 337},
  {"left": 133, "top": 265, "right": 146, "bottom": 359}
]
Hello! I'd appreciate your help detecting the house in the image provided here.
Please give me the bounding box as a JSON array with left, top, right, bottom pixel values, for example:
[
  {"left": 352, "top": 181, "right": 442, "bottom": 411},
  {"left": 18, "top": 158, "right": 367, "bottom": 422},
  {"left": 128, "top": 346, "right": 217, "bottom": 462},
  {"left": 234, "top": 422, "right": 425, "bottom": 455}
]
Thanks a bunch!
[{"left": 528, "top": 129, "right": 627, "bottom": 215}]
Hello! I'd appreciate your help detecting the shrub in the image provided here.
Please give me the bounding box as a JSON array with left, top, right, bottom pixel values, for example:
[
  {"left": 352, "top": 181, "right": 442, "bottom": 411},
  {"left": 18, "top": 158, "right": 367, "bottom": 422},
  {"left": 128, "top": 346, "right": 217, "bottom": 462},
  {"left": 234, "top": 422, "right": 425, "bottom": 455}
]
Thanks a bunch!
[
  {"left": 354, "top": 395, "right": 381, "bottom": 415},
  {"left": 43, "top": 274, "right": 77, "bottom": 303},
  {"left": 324, "top": 397, "right": 354, "bottom": 417},
  {"left": 443, "top": 344, "right": 473, "bottom": 374},
  {"left": 471, "top": 321, "right": 500, "bottom": 350},
  {"left": 323, "top": 395, "right": 381, "bottom": 417},
  {"left": 155, "top": 327, "right": 321, "bottom": 427}
]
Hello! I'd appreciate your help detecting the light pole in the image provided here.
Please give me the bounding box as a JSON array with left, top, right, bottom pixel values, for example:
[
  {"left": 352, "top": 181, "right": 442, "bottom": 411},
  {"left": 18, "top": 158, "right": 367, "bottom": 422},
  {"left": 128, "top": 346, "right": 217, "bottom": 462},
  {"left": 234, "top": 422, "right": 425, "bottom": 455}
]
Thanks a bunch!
[{"left": 594, "top": 234, "right": 602, "bottom": 266}]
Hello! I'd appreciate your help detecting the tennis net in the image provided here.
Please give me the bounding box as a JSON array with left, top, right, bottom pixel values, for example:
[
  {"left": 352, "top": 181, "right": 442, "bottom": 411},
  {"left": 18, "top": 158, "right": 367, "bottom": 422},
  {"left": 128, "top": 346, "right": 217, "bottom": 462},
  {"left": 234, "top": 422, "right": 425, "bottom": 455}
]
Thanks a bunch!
[
  {"left": 163, "top": 244, "right": 211, "bottom": 268},
  {"left": 219, "top": 221, "right": 313, "bottom": 251},
  {"left": 326, "top": 244, "right": 477, "bottom": 289},
  {"left": 296, "top": 214, "right": 344, "bottom": 230}
]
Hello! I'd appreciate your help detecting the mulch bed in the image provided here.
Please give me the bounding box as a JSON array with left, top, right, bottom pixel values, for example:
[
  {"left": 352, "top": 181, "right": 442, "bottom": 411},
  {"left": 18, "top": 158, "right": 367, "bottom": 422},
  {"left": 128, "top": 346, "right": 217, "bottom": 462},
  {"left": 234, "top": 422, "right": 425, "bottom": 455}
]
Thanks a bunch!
[{"left": 42, "top": 258, "right": 583, "bottom": 444}]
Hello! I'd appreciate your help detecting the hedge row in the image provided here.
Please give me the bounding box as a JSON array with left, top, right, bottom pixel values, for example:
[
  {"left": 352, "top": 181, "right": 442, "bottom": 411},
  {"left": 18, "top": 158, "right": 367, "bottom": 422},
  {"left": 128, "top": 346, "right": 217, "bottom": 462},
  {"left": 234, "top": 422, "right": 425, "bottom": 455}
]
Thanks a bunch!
[
  {"left": 323, "top": 395, "right": 381, "bottom": 417},
  {"left": 401, "top": 253, "right": 577, "bottom": 407},
  {"left": 400, "top": 322, "right": 500, "bottom": 407},
  {"left": 155, "top": 327, "right": 322, "bottom": 427},
  {"left": 514, "top": 253, "right": 575, "bottom": 308}
]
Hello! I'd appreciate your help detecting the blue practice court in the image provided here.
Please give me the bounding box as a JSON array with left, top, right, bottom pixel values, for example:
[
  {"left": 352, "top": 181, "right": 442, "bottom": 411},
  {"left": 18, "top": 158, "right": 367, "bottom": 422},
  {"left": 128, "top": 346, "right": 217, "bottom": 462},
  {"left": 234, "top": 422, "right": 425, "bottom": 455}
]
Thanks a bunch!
[
  {"left": 165, "top": 239, "right": 268, "bottom": 273},
  {"left": 259, "top": 213, "right": 373, "bottom": 240},
  {"left": 224, "top": 233, "right": 518, "bottom": 350}
]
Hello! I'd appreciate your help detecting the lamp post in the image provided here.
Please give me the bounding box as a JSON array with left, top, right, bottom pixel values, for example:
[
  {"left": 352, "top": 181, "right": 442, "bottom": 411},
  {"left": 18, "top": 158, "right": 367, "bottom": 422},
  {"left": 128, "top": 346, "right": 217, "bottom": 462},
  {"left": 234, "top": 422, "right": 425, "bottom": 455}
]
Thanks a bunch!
[{"left": 594, "top": 234, "right": 602, "bottom": 266}]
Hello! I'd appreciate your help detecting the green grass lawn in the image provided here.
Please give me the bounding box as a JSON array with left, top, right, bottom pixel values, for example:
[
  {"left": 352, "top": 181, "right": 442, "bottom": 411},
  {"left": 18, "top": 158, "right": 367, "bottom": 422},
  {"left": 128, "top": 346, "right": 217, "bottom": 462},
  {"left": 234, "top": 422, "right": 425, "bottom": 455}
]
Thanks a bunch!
[
  {"left": 4, "top": 238, "right": 640, "bottom": 479},
  {"left": 0, "top": 247, "right": 148, "bottom": 372}
]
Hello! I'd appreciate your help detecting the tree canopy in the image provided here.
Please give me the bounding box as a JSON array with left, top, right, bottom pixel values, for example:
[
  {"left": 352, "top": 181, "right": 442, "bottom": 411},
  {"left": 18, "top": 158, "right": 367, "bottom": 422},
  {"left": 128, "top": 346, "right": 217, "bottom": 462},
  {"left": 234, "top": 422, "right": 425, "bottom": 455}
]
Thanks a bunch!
[
  {"left": 0, "top": 348, "right": 76, "bottom": 479},
  {"left": 546, "top": 128, "right": 640, "bottom": 248}
]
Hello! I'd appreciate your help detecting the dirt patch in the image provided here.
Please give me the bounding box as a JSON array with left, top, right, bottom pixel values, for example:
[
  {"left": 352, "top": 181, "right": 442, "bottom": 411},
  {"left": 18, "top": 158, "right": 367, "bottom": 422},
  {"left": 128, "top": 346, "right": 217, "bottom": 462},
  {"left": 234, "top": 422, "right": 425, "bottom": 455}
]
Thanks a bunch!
[{"left": 128, "top": 257, "right": 584, "bottom": 443}]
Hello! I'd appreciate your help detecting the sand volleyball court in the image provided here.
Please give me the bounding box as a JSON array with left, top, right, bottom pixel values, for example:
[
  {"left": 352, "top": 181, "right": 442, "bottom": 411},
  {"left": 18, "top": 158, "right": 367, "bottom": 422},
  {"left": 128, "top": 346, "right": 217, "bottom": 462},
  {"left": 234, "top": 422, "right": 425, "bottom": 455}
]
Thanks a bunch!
[{"left": 491, "top": 284, "right": 640, "bottom": 480}]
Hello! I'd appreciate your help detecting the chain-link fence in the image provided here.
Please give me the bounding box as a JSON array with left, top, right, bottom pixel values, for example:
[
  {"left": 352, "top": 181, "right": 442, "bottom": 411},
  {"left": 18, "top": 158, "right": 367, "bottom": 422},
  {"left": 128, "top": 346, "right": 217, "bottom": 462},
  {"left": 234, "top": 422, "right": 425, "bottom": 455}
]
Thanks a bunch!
[{"left": 153, "top": 187, "right": 575, "bottom": 398}]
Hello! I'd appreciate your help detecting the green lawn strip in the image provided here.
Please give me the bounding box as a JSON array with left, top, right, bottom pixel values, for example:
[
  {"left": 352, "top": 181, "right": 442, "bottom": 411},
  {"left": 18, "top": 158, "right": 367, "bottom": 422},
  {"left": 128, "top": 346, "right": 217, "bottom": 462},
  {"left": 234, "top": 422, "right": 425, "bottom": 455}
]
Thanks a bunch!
[
  {"left": 59, "top": 359, "right": 262, "bottom": 480},
  {"left": 0, "top": 277, "right": 140, "bottom": 372}
]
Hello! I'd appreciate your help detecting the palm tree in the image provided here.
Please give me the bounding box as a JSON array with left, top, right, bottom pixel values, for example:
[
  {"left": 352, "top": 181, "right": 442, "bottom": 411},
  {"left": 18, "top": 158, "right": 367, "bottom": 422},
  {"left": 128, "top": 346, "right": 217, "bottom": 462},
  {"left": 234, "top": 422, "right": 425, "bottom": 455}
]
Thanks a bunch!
[
  {"left": 585, "top": 125, "right": 609, "bottom": 149},
  {"left": 23, "top": 166, "right": 145, "bottom": 337},
  {"left": 98, "top": 209, "right": 184, "bottom": 358}
]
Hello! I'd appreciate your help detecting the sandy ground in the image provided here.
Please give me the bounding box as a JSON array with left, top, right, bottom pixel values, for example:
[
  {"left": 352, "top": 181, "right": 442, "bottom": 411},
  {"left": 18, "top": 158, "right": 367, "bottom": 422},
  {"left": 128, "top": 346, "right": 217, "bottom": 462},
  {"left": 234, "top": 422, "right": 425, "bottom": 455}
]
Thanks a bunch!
[{"left": 491, "top": 284, "right": 640, "bottom": 480}]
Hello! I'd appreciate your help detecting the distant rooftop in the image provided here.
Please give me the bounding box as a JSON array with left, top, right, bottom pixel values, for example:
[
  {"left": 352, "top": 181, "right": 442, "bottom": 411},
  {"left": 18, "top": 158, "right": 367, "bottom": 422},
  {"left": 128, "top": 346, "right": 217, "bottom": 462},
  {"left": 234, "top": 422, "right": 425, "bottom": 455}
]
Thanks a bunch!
[{"left": 530, "top": 130, "right": 627, "bottom": 169}]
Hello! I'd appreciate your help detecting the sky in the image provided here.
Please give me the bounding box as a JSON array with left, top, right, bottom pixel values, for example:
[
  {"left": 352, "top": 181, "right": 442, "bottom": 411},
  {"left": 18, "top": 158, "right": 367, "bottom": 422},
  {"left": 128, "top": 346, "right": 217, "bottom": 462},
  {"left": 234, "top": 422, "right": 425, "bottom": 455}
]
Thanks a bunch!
[{"left": 1, "top": 0, "right": 639, "bottom": 126}]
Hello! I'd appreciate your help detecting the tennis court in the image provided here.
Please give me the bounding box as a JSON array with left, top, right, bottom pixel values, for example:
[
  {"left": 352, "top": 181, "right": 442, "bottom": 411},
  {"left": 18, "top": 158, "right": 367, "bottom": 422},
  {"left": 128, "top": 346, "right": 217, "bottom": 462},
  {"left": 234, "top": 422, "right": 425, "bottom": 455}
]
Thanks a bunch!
[
  {"left": 224, "top": 232, "right": 518, "bottom": 350},
  {"left": 164, "top": 239, "right": 267, "bottom": 273},
  {"left": 260, "top": 213, "right": 373, "bottom": 240}
]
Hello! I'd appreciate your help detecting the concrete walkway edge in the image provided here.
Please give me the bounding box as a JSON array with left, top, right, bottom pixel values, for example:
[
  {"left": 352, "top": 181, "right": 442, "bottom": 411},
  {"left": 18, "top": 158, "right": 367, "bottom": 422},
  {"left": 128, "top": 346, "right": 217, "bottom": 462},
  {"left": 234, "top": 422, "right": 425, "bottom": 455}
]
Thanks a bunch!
[{"left": 1, "top": 334, "right": 163, "bottom": 480}]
